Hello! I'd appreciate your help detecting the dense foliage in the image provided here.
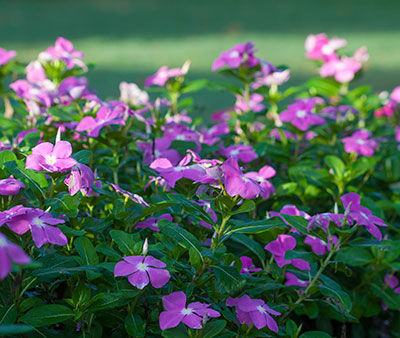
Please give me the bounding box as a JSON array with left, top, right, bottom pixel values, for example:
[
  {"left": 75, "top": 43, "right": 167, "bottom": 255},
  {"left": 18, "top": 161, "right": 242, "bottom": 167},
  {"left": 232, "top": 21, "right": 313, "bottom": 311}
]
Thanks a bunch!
[{"left": 0, "top": 34, "right": 400, "bottom": 337}]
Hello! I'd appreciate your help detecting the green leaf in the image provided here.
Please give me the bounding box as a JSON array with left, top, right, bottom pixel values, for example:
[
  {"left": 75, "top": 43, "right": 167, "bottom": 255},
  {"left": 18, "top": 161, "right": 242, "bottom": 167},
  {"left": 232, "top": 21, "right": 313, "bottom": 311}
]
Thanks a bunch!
[
  {"left": 181, "top": 79, "right": 209, "bottom": 93},
  {"left": 170, "top": 140, "right": 197, "bottom": 154},
  {"left": 20, "top": 305, "right": 73, "bottom": 327},
  {"left": 158, "top": 220, "right": 203, "bottom": 262},
  {"left": 88, "top": 292, "right": 127, "bottom": 311},
  {"left": 307, "top": 77, "right": 340, "bottom": 96},
  {"left": 46, "top": 193, "right": 81, "bottom": 218},
  {"left": 319, "top": 285, "right": 352, "bottom": 312},
  {"left": 0, "top": 324, "right": 33, "bottom": 336},
  {"left": 228, "top": 200, "right": 256, "bottom": 215},
  {"left": 227, "top": 218, "right": 287, "bottom": 235},
  {"left": 73, "top": 150, "right": 92, "bottom": 164},
  {"left": 231, "top": 234, "right": 265, "bottom": 264},
  {"left": 162, "top": 325, "right": 190, "bottom": 338},
  {"left": 212, "top": 265, "right": 244, "bottom": 293},
  {"left": 325, "top": 155, "right": 345, "bottom": 178},
  {"left": 74, "top": 237, "right": 99, "bottom": 266},
  {"left": 300, "top": 331, "right": 332, "bottom": 338},
  {"left": 125, "top": 314, "right": 146, "bottom": 337},
  {"left": 110, "top": 230, "right": 137, "bottom": 256},
  {"left": 282, "top": 215, "right": 309, "bottom": 234},
  {"left": 202, "top": 320, "right": 227, "bottom": 338},
  {"left": 371, "top": 284, "right": 400, "bottom": 310},
  {"left": 335, "top": 247, "right": 373, "bottom": 266},
  {"left": 0, "top": 150, "right": 16, "bottom": 167}
]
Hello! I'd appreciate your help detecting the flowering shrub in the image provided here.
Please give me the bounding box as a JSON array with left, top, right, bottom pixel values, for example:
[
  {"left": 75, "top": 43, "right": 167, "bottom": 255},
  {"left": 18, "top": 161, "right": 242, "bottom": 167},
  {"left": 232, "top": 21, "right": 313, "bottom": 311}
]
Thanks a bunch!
[{"left": 0, "top": 34, "right": 400, "bottom": 337}]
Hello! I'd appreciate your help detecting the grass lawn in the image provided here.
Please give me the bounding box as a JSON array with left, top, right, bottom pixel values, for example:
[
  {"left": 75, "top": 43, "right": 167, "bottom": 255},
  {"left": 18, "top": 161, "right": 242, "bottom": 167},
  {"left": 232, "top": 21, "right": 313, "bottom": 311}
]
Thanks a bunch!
[{"left": 1, "top": 0, "right": 399, "bottom": 114}]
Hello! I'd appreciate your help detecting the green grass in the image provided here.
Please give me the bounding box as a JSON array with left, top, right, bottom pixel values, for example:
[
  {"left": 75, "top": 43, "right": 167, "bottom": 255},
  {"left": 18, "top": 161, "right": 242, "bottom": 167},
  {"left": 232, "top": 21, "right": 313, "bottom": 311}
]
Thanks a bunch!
[{"left": 1, "top": 0, "right": 399, "bottom": 113}]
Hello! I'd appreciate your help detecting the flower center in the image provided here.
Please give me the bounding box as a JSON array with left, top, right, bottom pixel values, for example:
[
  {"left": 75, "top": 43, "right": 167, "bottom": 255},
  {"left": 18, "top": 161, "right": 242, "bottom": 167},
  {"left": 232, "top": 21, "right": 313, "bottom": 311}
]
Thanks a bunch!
[
  {"left": 0, "top": 236, "right": 7, "bottom": 247},
  {"left": 46, "top": 155, "right": 57, "bottom": 165},
  {"left": 33, "top": 217, "right": 44, "bottom": 227},
  {"left": 181, "top": 308, "right": 193, "bottom": 315},
  {"left": 296, "top": 110, "right": 307, "bottom": 118},
  {"left": 356, "top": 139, "right": 365, "bottom": 145},
  {"left": 136, "top": 262, "right": 149, "bottom": 271},
  {"left": 257, "top": 305, "right": 266, "bottom": 313},
  {"left": 230, "top": 149, "right": 240, "bottom": 157},
  {"left": 176, "top": 134, "right": 185, "bottom": 141},
  {"left": 229, "top": 51, "right": 240, "bottom": 58}
]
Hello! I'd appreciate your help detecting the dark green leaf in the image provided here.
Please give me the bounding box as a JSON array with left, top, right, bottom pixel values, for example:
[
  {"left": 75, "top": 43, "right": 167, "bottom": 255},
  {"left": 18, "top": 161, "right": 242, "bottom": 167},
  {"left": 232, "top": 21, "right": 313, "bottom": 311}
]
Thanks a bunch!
[{"left": 20, "top": 305, "right": 73, "bottom": 327}]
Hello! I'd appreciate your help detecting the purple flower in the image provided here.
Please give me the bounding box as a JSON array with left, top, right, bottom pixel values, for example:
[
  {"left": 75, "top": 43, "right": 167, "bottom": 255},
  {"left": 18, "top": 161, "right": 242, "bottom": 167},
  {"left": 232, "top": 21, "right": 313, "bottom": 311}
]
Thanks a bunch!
[
  {"left": 10, "top": 80, "right": 53, "bottom": 107},
  {"left": 136, "top": 214, "right": 173, "bottom": 232},
  {"left": 195, "top": 199, "right": 217, "bottom": 229},
  {"left": 159, "top": 291, "right": 220, "bottom": 330},
  {"left": 226, "top": 295, "right": 280, "bottom": 332},
  {"left": 0, "top": 205, "right": 29, "bottom": 227},
  {"left": 199, "top": 122, "right": 229, "bottom": 146},
  {"left": 64, "top": 163, "right": 95, "bottom": 196},
  {"left": 222, "top": 158, "right": 262, "bottom": 199},
  {"left": 285, "top": 272, "right": 309, "bottom": 288},
  {"left": 235, "top": 93, "right": 265, "bottom": 113},
  {"left": 384, "top": 274, "right": 400, "bottom": 290},
  {"left": 320, "top": 56, "right": 361, "bottom": 83},
  {"left": 212, "top": 42, "right": 259, "bottom": 71},
  {"left": 76, "top": 105, "right": 126, "bottom": 138},
  {"left": 137, "top": 139, "right": 180, "bottom": 166},
  {"left": 304, "top": 235, "right": 338, "bottom": 255},
  {"left": 240, "top": 256, "right": 261, "bottom": 274},
  {"left": 340, "top": 192, "right": 387, "bottom": 241},
  {"left": 57, "top": 77, "right": 90, "bottom": 104},
  {"left": 0, "top": 233, "right": 31, "bottom": 280},
  {"left": 265, "top": 234, "right": 310, "bottom": 271},
  {"left": 0, "top": 48, "right": 16, "bottom": 66},
  {"left": 0, "top": 176, "right": 25, "bottom": 196},
  {"left": 341, "top": 129, "right": 378, "bottom": 157},
  {"left": 280, "top": 101, "right": 325, "bottom": 131},
  {"left": 321, "top": 105, "right": 359, "bottom": 121},
  {"left": 144, "top": 65, "right": 185, "bottom": 87},
  {"left": 252, "top": 60, "right": 290, "bottom": 89},
  {"left": 110, "top": 183, "right": 150, "bottom": 207},
  {"left": 6, "top": 208, "right": 67, "bottom": 248},
  {"left": 270, "top": 205, "right": 310, "bottom": 233},
  {"left": 114, "top": 255, "right": 170, "bottom": 289},
  {"left": 39, "top": 37, "right": 87, "bottom": 71},
  {"left": 26, "top": 140, "right": 77, "bottom": 173},
  {"left": 219, "top": 145, "right": 258, "bottom": 163},
  {"left": 244, "top": 165, "right": 276, "bottom": 199}
]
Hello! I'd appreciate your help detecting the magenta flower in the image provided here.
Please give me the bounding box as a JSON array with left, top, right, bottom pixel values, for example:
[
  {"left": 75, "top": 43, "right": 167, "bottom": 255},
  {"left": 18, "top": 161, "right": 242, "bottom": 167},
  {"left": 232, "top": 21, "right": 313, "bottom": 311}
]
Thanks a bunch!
[
  {"left": 341, "top": 129, "right": 378, "bottom": 157},
  {"left": 0, "top": 176, "right": 25, "bottom": 196},
  {"left": 76, "top": 105, "right": 125, "bottom": 138},
  {"left": 39, "top": 37, "right": 87, "bottom": 71},
  {"left": 391, "top": 86, "right": 400, "bottom": 103},
  {"left": 26, "top": 140, "right": 77, "bottom": 173},
  {"left": 150, "top": 155, "right": 206, "bottom": 188},
  {"left": 199, "top": 122, "right": 229, "bottom": 146},
  {"left": 307, "top": 212, "right": 344, "bottom": 231},
  {"left": 270, "top": 205, "right": 310, "bottom": 234},
  {"left": 265, "top": 234, "right": 310, "bottom": 271},
  {"left": 304, "top": 235, "right": 338, "bottom": 255},
  {"left": 226, "top": 295, "right": 280, "bottom": 332},
  {"left": 235, "top": 93, "right": 265, "bottom": 114},
  {"left": 0, "top": 206, "right": 29, "bottom": 227},
  {"left": 0, "top": 233, "right": 31, "bottom": 280},
  {"left": 384, "top": 274, "right": 400, "bottom": 291},
  {"left": 64, "top": 163, "right": 95, "bottom": 196},
  {"left": 10, "top": 80, "right": 53, "bottom": 107},
  {"left": 222, "top": 158, "right": 262, "bottom": 199},
  {"left": 285, "top": 272, "right": 309, "bottom": 288},
  {"left": 240, "top": 256, "right": 261, "bottom": 274},
  {"left": 137, "top": 139, "right": 180, "bottom": 166},
  {"left": 144, "top": 65, "right": 185, "bottom": 87},
  {"left": 6, "top": 208, "right": 67, "bottom": 248},
  {"left": 57, "top": 77, "right": 90, "bottom": 104},
  {"left": 114, "top": 255, "right": 170, "bottom": 289},
  {"left": 212, "top": 42, "right": 259, "bottom": 71},
  {"left": 340, "top": 192, "right": 387, "bottom": 241},
  {"left": 159, "top": 291, "right": 220, "bottom": 330},
  {"left": 320, "top": 56, "right": 361, "bottom": 83},
  {"left": 110, "top": 183, "right": 150, "bottom": 207},
  {"left": 375, "top": 101, "right": 397, "bottom": 118},
  {"left": 280, "top": 101, "right": 325, "bottom": 131},
  {"left": 219, "top": 145, "right": 258, "bottom": 163},
  {"left": 136, "top": 214, "right": 173, "bottom": 232},
  {"left": 305, "top": 33, "right": 346, "bottom": 61},
  {"left": 0, "top": 48, "right": 16, "bottom": 66},
  {"left": 244, "top": 165, "right": 276, "bottom": 199},
  {"left": 252, "top": 60, "right": 290, "bottom": 89}
]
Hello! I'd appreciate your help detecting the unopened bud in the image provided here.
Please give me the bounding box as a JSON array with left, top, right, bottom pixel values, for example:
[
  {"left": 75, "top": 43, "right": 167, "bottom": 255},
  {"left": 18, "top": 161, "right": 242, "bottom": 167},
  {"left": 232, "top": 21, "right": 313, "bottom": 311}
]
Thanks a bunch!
[
  {"left": 143, "top": 238, "right": 148, "bottom": 256},
  {"left": 56, "top": 127, "right": 62, "bottom": 143},
  {"left": 181, "top": 60, "right": 191, "bottom": 75},
  {"left": 202, "top": 311, "right": 209, "bottom": 325}
]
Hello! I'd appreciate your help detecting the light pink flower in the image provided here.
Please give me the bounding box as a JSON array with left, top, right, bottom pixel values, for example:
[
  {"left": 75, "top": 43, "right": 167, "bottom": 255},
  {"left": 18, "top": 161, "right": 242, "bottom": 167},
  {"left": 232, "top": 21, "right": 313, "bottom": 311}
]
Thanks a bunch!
[
  {"left": 0, "top": 48, "right": 16, "bottom": 66},
  {"left": 144, "top": 65, "right": 184, "bottom": 87},
  {"left": 320, "top": 56, "right": 361, "bottom": 83},
  {"left": 305, "top": 33, "right": 346, "bottom": 61},
  {"left": 341, "top": 129, "right": 378, "bottom": 157}
]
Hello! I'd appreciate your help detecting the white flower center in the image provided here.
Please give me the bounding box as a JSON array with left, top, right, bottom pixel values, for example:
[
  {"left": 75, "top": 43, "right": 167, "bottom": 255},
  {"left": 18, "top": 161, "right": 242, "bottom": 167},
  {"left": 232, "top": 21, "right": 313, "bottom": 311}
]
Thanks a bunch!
[
  {"left": 296, "top": 110, "right": 307, "bottom": 118},
  {"left": 46, "top": 155, "right": 57, "bottom": 165},
  {"left": 181, "top": 308, "right": 193, "bottom": 315},
  {"left": 0, "top": 237, "right": 7, "bottom": 247},
  {"left": 257, "top": 305, "right": 266, "bottom": 313},
  {"left": 176, "top": 135, "right": 185, "bottom": 141},
  {"left": 230, "top": 149, "right": 240, "bottom": 156},
  {"left": 229, "top": 51, "right": 240, "bottom": 58},
  {"left": 242, "top": 177, "right": 250, "bottom": 182},
  {"left": 136, "top": 262, "right": 148, "bottom": 271},
  {"left": 33, "top": 217, "right": 44, "bottom": 227},
  {"left": 356, "top": 139, "right": 365, "bottom": 145}
]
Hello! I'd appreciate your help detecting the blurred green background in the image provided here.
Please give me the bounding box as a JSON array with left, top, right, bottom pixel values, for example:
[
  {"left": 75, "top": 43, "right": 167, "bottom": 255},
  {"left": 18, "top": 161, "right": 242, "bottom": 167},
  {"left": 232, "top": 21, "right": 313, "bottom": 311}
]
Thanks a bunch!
[{"left": 1, "top": 0, "right": 399, "bottom": 113}]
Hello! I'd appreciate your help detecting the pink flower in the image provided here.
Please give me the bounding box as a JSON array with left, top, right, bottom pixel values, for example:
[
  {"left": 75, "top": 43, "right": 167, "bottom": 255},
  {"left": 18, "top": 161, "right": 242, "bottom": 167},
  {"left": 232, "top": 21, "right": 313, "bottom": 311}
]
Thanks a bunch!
[
  {"left": 136, "top": 214, "right": 173, "bottom": 232},
  {"left": 265, "top": 234, "right": 310, "bottom": 271},
  {"left": 0, "top": 176, "right": 25, "bottom": 195},
  {"left": 144, "top": 65, "right": 184, "bottom": 87},
  {"left": 320, "top": 56, "right": 361, "bottom": 83},
  {"left": 305, "top": 34, "right": 346, "bottom": 61},
  {"left": 226, "top": 295, "right": 280, "bottom": 332},
  {"left": 64, "top": 163, "right": 95, "bottom": 196},
  {"left": 219, "top": 145, "right": 258, "bottom": 163},
  {"left": 10, "top": 80, "right": 53, "bottom": 107},
  {"left": 0, "top": 48, "right": 16, "bottom": 66},
  {"left": 26, "top": 140, "right": 77, "bottom": 172},
  {"left": 304, "top": 235, "right": 338, "bottom": 255},
  {"left": 341, "top": 129, "right": 378, "bottom": 157},
  {"left": 280, "top": 101, "right": 325, "bottom": 131},
  {"left": 240, "top": 256, "right": 261, "bottom": 274},
  {"left": 212, "top": 42, "right": 259, "bottom": 71},
  {"left": 235, "top": 93, "right": 265, "bottom": 113},
  {"left": 384, "top": 274, "right": 400, "bottom": 290},
  {"left": 114, "top": 255, "right": 170, "bottom": 290},
  {"left": 391, "top": 86, "right": 400, "bottom": 103},
  {"left": 244, "top": 165, "right": 276, "bottom": 199},
  {"left": 110, "top": 183, "right": 150, "bottom": 207},
  {"left": 0, "top": 233, "right": 31, "bottom": 280},
  {"left": 76, "top": 105, "right": 125, "bottom": 138},
  {"left": 120, "top": 82, "right": 149, "bottom": 107},
  {"left": 6, "top": 208, "right": 67, "bottom": 248},
  {"left": 159, "top": 291, "right": 220, "bottom": 330},
  {"left": 341, "top": 192, "right": 387, "bottom": 241},
  {"left": 285, "top": 272, "right": 309, "bottom": 288},
  {"left": 252, "top": 60, "right": 290, "bottom": 89},
  {"left": 375, "top": 102, "right": 397, "bottom": 118},
  {"left": 222, "top": 158, "right": 262, "bottom": 199},
  {"left": 39, "top": 37, "right": 87, "bottom": 71},
  {"left": 57, "top": 77, "right": 90, "bottom": 104}
]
